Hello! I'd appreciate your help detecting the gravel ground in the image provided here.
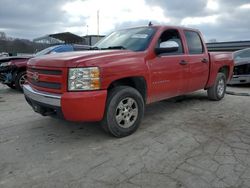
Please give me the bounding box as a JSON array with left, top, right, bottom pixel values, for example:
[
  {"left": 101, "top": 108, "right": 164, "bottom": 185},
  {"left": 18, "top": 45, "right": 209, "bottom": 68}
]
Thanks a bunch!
[{"left": 0, "top": 83, "right": 250, "bottom": 188}]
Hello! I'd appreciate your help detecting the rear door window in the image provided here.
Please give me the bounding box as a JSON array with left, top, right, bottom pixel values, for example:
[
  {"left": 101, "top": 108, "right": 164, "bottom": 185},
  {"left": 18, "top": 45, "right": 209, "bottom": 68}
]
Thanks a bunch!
[{"left": 184, "top": 31, "right": 204, "bottom": 54}]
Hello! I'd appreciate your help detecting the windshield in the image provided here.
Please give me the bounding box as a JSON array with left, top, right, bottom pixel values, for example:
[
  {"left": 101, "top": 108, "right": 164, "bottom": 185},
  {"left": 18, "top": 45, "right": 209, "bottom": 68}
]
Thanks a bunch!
[
  {"left": 35, "top": 46, "right": 57, "bottom": 57},
  {"left": 94, "top": 27, "right": 156, "bottom": 51}
]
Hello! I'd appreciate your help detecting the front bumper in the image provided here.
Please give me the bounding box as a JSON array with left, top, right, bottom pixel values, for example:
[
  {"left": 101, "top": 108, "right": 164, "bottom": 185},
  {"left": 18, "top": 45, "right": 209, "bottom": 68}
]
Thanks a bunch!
[
  {"left": 0, "top": 66, "right": 13, "bottom": 83},
  {"left": 23, "top": 85, "right": 107, "bottom": 122},
  {"left": 228, "top": 75, "right": 250, "bottom": 85}
]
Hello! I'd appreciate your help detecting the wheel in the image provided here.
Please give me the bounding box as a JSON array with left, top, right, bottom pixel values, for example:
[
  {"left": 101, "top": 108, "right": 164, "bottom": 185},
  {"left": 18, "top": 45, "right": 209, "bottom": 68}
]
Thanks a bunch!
[
  {"left": 101, "top": 86, "right": 145, "bottom": 138},
  {"left": 15, "top": 71, "right": 27, "bottom": 91},
  {"left": 6, "top": 83, "right": 16, "bottom": 89},
  {"left": 207, "top": 73, "right": 226, "bottom": 101}
]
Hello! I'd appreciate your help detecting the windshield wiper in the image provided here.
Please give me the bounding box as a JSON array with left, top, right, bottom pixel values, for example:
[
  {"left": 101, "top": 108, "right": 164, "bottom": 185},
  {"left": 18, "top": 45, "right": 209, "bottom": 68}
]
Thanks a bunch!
[
  {"left": 89, "top": 46, "right": 100, "bottom": 50},
  {"left": 105, "top": 46, "right": 127, "bottom": 50},
  {"left": 90, "top": 46, "right": 127, "bottom": 50}
]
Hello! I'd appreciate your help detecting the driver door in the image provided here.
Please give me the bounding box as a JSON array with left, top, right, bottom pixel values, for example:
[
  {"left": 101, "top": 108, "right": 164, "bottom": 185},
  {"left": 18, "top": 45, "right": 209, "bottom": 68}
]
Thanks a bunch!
[{"left": 149, "top": 29, "right": 189, "bottom": 102}]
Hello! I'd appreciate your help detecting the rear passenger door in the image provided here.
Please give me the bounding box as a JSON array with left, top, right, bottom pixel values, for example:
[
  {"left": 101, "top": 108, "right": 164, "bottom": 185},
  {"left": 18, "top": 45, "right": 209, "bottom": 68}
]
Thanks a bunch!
[{"left": 184, "top": 30, "right": 209, "bottom": 92}]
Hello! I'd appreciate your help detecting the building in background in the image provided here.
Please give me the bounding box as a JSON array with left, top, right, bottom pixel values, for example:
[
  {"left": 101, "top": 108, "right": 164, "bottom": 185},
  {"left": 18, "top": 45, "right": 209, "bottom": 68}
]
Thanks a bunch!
[
  {"left": 82, "top": 35, "right": 105, "bottom": 46},
  {"left": 33, "top": 35, "right": 64, "bottom": 44},
  {"left": 33, "top": 32, "right": 84, "bottom": 44},
  {"left": 33, "top": 32, "right": 104, "bottom": 46},
  {"left": 49, "top": 32, "right": 85, "bottom": 44},
  {"left": 207, "top": 41, "right": 250, "bottom": 52}
]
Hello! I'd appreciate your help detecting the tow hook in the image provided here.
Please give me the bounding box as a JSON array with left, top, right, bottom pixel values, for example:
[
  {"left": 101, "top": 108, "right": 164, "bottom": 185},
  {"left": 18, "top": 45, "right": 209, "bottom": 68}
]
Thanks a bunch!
[{"left": 33, "top": 105, "right": 56, "bottom": 116}]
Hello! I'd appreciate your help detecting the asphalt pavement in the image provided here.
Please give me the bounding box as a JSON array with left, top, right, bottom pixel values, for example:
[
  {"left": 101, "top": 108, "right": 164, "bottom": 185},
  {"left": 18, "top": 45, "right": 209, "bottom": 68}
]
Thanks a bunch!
[{"left": 1, "top": 84, "right": 250, "bottom": 188}]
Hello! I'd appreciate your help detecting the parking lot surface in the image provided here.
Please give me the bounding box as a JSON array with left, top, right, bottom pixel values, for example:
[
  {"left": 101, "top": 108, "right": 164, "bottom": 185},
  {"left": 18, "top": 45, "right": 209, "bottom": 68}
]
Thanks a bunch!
[{"left": 1, "top": 84, "right": 250, "bottom": 188}]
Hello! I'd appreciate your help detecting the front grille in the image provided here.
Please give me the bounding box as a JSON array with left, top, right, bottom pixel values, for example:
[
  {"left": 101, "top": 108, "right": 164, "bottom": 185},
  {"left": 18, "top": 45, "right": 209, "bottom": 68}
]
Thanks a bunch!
[
  {"left": 234, "top": 64, "right": 250, "bottom": 75},
  {"left": 29, "top": 80, "right": 61, "bottom": 89},
  {"left": 28, "top": 68, "right": 62, "bottom": 75},
  {"left": 27, "top": 67, "right": 65, "bottom": 93}
]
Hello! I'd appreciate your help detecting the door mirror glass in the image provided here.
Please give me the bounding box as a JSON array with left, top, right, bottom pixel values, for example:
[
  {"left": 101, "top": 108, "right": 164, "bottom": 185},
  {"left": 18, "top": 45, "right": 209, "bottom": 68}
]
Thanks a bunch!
[
  {"left": 155, "top": 41, "right": 179, "bottom": 55},
  {"left": 159, "top": 41, "right": 179, "bottom": 48}
]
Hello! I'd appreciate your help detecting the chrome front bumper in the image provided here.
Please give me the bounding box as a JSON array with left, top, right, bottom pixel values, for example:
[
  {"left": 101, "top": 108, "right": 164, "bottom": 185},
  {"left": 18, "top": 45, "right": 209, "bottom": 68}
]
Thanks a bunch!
[
  {"left": 23, "top": 85, "right": 61, "bottom": 107},
  {"left": 228, "top": 75, "right": 250, "bottom": 85}
]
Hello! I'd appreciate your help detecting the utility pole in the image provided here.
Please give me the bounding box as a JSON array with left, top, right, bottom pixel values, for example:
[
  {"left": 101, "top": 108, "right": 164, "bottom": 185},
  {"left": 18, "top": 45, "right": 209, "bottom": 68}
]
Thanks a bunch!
[{"left": 97, "top": 10, "right": 100, "bottom": 40}]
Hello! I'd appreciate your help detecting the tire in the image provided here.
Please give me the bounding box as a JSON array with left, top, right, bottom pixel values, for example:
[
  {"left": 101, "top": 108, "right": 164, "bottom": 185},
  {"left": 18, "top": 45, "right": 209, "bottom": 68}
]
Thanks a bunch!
[
  {"left": 101, "top": 86, "right": 145, "bottom": 138},
  {"left": 6, "top": 83, "right": 16, "bottom": 89},
  {"left": 15, "top": 71, "right": 27, "bottom": 91},
  {"left": 207, "top": 73, "right": 226, "bottom": 101}
]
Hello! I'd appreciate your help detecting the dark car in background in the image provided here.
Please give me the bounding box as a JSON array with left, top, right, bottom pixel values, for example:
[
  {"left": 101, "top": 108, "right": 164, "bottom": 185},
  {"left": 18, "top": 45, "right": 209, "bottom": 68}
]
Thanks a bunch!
[
  {"left": 0, "top": 44, "right": 90, "bottom": 91},
  {"left": 229, "top": 48, "right": 250, "bottom": 85}
]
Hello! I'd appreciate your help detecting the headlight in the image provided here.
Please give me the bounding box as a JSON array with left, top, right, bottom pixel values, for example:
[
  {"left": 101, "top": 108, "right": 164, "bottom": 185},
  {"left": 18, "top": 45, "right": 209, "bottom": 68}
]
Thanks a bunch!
[
  {"left": 0, "top": 62, "right": 11, "bottom": 67},
  {"left": 68, "top": 67, "right": 100, "bottom": 91}
]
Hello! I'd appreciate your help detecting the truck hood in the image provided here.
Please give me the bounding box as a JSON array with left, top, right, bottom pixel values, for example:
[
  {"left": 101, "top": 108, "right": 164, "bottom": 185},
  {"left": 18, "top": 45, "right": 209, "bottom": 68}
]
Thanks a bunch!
[
  {"left": 28, "top": 50, "right": 139, "bottom": 68},
  {"left": 234, "top": 58, "right": 250, "bottom": 66}
]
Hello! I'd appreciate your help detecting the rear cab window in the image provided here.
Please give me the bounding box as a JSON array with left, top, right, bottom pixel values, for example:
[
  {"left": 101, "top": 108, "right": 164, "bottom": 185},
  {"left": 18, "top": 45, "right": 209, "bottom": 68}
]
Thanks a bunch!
[{"left": 184, "top": 31, "right": 204, "bottom": 54}]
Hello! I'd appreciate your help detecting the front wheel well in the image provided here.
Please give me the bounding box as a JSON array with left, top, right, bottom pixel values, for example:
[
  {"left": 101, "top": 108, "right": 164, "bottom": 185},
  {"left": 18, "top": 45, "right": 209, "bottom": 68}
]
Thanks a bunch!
[
  {"left": 107, "top": 77, "right": 147, "bottom": 103},
  {"left": 218, "top": 66, "right": 229, "bottom": 80},
  {"left": 12, "top": 67, "right": 26, "bottom": 81}
]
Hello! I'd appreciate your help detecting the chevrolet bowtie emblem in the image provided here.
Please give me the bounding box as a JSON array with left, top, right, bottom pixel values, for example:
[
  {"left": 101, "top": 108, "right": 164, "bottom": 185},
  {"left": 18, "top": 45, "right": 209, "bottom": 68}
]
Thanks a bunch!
[{"left": 32, "top": 72, "right": 39, "bottom": 82}]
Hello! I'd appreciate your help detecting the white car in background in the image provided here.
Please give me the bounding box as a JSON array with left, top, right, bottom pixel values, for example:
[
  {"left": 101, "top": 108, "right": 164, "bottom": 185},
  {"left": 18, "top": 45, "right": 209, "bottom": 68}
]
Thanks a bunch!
[{"left": 229, "top": 48, "right": 250, "bottom": 85}]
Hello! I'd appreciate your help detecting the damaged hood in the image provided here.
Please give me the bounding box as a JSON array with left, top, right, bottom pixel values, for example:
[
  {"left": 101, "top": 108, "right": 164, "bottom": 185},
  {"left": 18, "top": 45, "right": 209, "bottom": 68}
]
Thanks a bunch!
[
  {"left": 0, "top": 56, "right": 32, "bottom": 64},
  {"left": 234, "top": 57, "right": 250, "bottom": 66}
]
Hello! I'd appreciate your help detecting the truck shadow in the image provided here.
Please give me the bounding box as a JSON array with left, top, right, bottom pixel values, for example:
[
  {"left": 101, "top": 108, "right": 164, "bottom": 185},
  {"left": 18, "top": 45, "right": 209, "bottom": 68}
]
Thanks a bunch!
[
  {"left": 144, "top": 92, "right": 209, "bottom": 114},
  {"left": 29, "top": 91, "right": 210, "bottom": 143},
  {"left": 27, "top": 118, "right": 111, "bottom": 147}
]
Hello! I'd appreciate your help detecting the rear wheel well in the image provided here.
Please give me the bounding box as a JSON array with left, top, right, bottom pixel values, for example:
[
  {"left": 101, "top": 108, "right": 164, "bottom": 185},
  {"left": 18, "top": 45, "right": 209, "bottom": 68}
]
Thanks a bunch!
[
  {"left": 218, "top": 66, "right": 229, "bottom": 80},
  {"left": 107, "top": 77, "right": 147, "bottom": 103}
]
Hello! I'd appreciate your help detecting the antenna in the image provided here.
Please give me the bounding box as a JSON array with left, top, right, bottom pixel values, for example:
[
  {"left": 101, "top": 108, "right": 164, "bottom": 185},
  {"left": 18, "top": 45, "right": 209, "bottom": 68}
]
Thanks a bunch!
[{"left": 148, "top": 21, "right": 153, "bottom": 26}]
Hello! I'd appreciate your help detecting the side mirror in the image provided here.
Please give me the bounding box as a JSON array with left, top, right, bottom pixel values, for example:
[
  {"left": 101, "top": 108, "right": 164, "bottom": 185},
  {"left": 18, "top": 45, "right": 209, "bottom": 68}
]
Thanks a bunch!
[{"left": 155, "top": 41, "right": 179, "bottom": 55}]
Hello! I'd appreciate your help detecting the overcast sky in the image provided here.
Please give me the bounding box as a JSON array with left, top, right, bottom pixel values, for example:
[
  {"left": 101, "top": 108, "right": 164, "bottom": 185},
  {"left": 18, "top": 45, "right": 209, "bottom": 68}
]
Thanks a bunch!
[{"left": 0, "top": 0, "right": 249, "bottom": 42}]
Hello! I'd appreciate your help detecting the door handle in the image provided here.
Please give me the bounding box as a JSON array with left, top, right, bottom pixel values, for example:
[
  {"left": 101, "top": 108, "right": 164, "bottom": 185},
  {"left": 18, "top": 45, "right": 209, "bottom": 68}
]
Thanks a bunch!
[
  {"left": 179, "top": 60, "right": 188, "bottom": 65},
  {"left": 201, "top": 58, "right": 208, "bottom": 63}
]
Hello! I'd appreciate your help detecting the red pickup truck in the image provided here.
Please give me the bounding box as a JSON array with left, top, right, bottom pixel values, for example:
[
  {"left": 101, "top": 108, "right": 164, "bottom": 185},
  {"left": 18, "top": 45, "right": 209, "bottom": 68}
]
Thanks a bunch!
[{"left": 23, "top": 25, "right": 234, "bottom": 137}]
